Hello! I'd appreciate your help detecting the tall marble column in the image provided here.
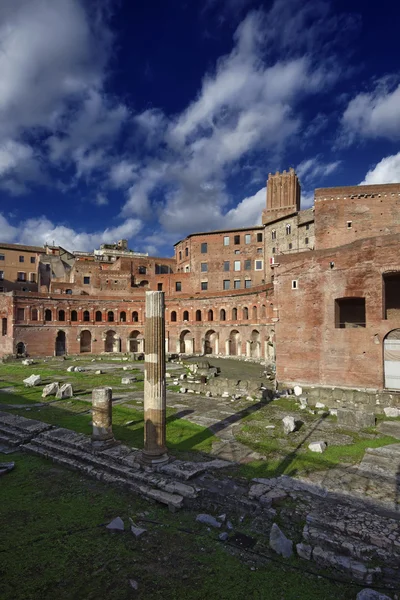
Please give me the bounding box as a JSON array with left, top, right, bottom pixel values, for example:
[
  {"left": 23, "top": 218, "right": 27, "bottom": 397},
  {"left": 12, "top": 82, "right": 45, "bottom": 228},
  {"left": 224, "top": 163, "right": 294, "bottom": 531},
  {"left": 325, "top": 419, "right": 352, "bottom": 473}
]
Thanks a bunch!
[{"left": 141, "top": 291, "right": 168, "bottom": 465}]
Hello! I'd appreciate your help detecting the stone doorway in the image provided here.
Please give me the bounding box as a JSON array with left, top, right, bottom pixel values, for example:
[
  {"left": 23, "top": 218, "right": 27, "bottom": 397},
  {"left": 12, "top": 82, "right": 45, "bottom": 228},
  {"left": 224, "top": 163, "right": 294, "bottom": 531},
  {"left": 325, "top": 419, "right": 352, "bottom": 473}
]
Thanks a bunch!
[
  {"left": 204, "top": 330, "right": 218, "bottom": 354},
  {"left": 55, "top": 330, "right": 66, "bottom": 356},
  {"left": 179, "top": 330, "right": 193, "bottom": 354},
  {"left": 16, "top": 341, "right": 26, "bottom": 356},
  {"left": 228, "top": 330, "right": 240, "bottom": 356},
  {"left": 128, "top": 330, "right": 143, "bottom": 353},
  {"left": 104, "top": 330, "right": 119, "bottom": 353},
  {"left": 384, "top": 329, "right": 400, "bottom": 390},
  {"left": 80, "top": 330, "right": 92, "bottom": 353}
]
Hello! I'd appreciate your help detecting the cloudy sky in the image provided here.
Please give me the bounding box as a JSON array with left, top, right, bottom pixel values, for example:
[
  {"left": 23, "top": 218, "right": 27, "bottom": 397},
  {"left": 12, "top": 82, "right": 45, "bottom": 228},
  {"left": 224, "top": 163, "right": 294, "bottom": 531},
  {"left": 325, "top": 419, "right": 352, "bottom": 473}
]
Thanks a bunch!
[{"left": 0, "top": 0, "right": 399, "bottom": 255}]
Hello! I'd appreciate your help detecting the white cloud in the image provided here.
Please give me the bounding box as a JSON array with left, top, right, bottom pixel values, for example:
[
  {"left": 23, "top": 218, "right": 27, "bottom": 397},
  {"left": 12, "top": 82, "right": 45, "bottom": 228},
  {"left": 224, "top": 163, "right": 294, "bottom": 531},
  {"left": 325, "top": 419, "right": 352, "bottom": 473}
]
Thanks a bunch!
[
  {"left": 222, "top": 187, "right": 265, "bottom": 228},
  {"left": 360, "top": 153, "right": 400, "bottom": 185},
  {"left": 296, "top": 157, "right": 340, "bottom": 183},
  {"left": 94, "top": 193, "right": 109, "bottom": 206},
  {"left": 0, "top": 213, "right": 142, "bottom": 252},
  {"left": 341, "top": 78, "right": 400, "bottom": 142},
  {"left": 109, "top": 160, "right": 138, "bottom": 188}
]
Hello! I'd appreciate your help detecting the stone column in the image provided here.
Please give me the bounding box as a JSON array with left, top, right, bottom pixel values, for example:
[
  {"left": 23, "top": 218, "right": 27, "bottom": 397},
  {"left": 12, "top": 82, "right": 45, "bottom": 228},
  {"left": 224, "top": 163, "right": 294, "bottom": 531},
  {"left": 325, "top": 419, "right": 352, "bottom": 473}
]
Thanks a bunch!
[
  {"left": 91, "top": 387, "right": 115, "bottom": 448},
  {"left": 141, "top": 291, "right": 168, "bottom": 466}
]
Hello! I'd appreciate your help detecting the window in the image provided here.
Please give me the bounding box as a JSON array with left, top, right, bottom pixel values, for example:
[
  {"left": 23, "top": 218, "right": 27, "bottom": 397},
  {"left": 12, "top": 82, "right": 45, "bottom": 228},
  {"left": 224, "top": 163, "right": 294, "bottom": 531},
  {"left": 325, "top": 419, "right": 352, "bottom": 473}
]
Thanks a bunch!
[
  {"left": 31, "top": 309, "right": 38, "bottom": 321},
  {"left": 30, "top": 256, "right": 36, "bottom": 264},
  {"left": 201, "top": 262, "right": 208, "bottom": 272},
  {"left": 155, "top": 264, "right": 171, "bottom": 274},
  {"left": 234, "top": 280, "right": 241, "bottom": 289},
  {"left": 208, "top": 309, "right": 213, "bottom": 321},
  {"left": 29, "top": 273, "right": 36, "bottom": 282},
  {"left": 224, "top": 236, "right": 230, "bottom": 246},
  {"left": 44, "top": 309, "right": 52, "bottom": 321},
  {"left": 292, "top": 280, "right": 298, "bottom": 289},
  {"left": 201, "top": 243, "right": 207, "bottom": 253},
  {"left": 335, "top": 298, "right": 366, "bottom": 328},
  {"left": 220, "top": 309, "right": 226, "bottom": 321},
  {"left": 383, "top": 273, "right": 400, "bottom": 319},
  {"left": 179, "top": 251, "right": 182, "bottom": 260},
  {"left": 185, "top": 247, "right": 189, "bottom": 257},
  {"left": 244, "top": 259, "right": 251, "bottom": 271},
  {"left": 347, "top": 221, "right": 352, "bottom": 229},
  {"left": 271, "top": 230, "right": 276, "bottom": 240},
  {"left": 232, "top": 308, "right": 237, "bottom": 320},
  {"left": 175, "top": 281, "right": 182, "bottom": 292},
  {"left": 120, "top": 311, "right": 126, "bottom": 322},
  {"left": 223, "top": 261, "right": 230, "bottom": 271},
  {"left": 201, "top": 281, "right": 208, "bottom": 291},
  {"left": 288, "top": 243, "right": 292, "bottom": 250},
  {"left": 138, "top": 266, "right": 147, "bottom": 275},
  {"left": 234, "top": 260, "right": 240, "bottom": 271},
  {"left": 223, "top": 280, "right": 230, "bottom": 290},
  {"left": 0, "top": 271, "right": 3, "bottom": 280},
  {"left": 17, "top": 308, "right": 25, "bottom": 320},
  {"left": 255, "top": 260, "right": 263, "bottom": 270},
  {"left": 19, "top": 255, "right": 24, "bottom": 263},
  {"left": 252, "top": 306, "right": 257, "bottom": 319},
  {"left": 66, "top": 289, "right": 72, "bottom": 295},
  {"left": 306, "top": 224, "right": 310, "bottom": 231},
  {"left": 157, "top": 283, "right": 163, "bottom": 290},
  {"left": 234, "top": 250, "right": 240, "bottom": 255},
  {"left": 17, "top": 272, "right": 26, "bottom": 281},
  {"left": 132, "top": 311, "right": 138, "bottom": 322},
  {"left": 245, "top": 279, "right": 251, "bottom": 289},
  {"left": 171, "top": 311, "right": 177, "bottom": 322},
  {"left": 95, "top": 310, "right": 102, "bottom": 322},
  {"left": 83, "top": 276, "right": 90, "bottom": 284},
  {"left": 1, "top": 317, "right": 6, "bottom": 336},
  {"left": 234, "top": 235, "right": 240, "bottom": 245},
  {"left": 58, "top": 310, "right": 65, "bottom": 322},
  {"left": 243, "top": 307, "right": 248, "bottom": 319},
  {"left": 196, "top": 310, "right": 202, "bottom": 321},
  {"left": 286, "top": 224, "right": 291, "bottom": 235},
  {"left": 272, "top": 247, "right": 275, "bottom": 254},
  {"left": 305, "top": 237, "right": 309, "bottom": 245},
  {"left": 71, "top": 310, "right": 77, "bottom": 322},
  {"left": 245, "top": 234, "right": 251, "bottom": 244},
  {"left": 107, "top": 311, "right": 114, "bottom": 322},
  {"left": 257, "top": 233, "right": 263, "bottom": 242},
  {"left": 257, "top": 248, "right": 263, "bottom": 254},
  {"left": 0, "top": 254, "right": 4, "bottom": 260},
  {"left": 183, "top": 310, "right": 189, "bottom": 321}
]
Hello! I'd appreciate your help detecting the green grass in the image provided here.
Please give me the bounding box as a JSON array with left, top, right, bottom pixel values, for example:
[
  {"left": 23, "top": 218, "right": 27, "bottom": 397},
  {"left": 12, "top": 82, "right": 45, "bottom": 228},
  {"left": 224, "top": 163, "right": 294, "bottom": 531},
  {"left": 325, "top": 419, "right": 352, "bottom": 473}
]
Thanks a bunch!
[{"left": 0, "top": 452, "right": 361, "bottom": 600}]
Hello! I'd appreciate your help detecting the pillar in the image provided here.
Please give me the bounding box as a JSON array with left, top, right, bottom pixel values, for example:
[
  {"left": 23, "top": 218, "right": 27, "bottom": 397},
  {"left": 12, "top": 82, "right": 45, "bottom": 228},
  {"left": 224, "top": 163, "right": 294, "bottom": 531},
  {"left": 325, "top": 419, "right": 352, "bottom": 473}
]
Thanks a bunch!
[
  {"left": 141, "top": 291, "right": 168, "bottom": 466},
  {"left": 91, "top": 387, "right": 115, "bottom": 448}
]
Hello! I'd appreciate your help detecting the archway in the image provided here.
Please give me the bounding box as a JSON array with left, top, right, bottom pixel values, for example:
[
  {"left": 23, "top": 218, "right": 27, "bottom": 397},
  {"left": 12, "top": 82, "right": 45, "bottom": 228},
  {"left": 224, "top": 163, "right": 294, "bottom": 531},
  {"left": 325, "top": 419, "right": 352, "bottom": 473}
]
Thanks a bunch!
[
  {"left": 104, "top": 330, "right": 119, "bottom": 353},
  {"left": 250, "top": 329, "right": 260, "bottom": 358},
  {"left": 228, "top": 330, "right": 240, "bottom": 356},
  {"left": 80, "top": 330, "right": 91, "bottom": 353},
  {"left": 128, "top": 330, "right": 143, "bottom": 353},
  {"left": 179, "top": 330, "right": 193, "bottom": 354},
  {"left": 204, "top": 330, "right": 218, "bottom": 354},
  {"left": 16, "top": 341, "right": 26, "bottom": 356},
  {"left": 55, "top": 330, "right": 66, "bottom": 356},
  {"left": 384, "top": 329, "right": 400, "bottom": 390}
]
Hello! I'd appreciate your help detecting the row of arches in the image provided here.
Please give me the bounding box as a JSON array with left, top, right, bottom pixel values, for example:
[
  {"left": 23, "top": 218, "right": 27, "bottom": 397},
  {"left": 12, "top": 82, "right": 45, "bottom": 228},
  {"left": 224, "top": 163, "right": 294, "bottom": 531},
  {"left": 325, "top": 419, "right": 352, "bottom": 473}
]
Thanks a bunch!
[
  {"left": 178, "top": 329, "right": 262, "bottom": 358},
  {"left": 170, "top": 305, "right": 266, "bottom": 323},
  {"left": 53, "top": 330, "right": 145, "bottom": 355},
  {"left": 25, "top": 308, "right": 140, "bottom": 323}
]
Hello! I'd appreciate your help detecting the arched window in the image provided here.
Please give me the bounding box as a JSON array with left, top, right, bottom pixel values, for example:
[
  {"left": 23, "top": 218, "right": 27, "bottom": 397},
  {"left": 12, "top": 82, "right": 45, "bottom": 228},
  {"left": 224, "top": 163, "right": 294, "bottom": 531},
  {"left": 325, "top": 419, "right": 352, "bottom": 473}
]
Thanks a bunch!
[
  {"left": 171, "top": 311, "right": 177, "bottom": 322},
  {"left": 261, "top": 305, "right": 266, "bottom": 318},
  {"left": 232, "top": 308, "right": 237, "bottom": 320},
  {"left": 95, "top": 310, "right": 102, "bottom": 322},
  {"left": 44, "top": 309, "right": 52, "bottom": 322},
  {"left": 120, "top": 311, "right": 126, "bottom": 322},
  {"left": 208, "top": 309, "right": 213, "bottom": 321},
  {"left": 243, "top": 307, "right": 249, "bottom": 320},
  {"left": 252, "top": 306, "right": 257, "bottom": 320},
  {"left": 132, "top": 311, "right": 138, "bottom": 322},
  {"left": 83, "top": 310, "right": 90, "bottom": 322},
  {"left": 71, "top": 310, "right": 77, "bottom": 322},
  {"left": 58, "top": 309, "right": 65, "bottom": 321},
  {"left": 196, "top": 310, "right": 202, "bottom": 322},
  {"left": 220, "top": 309, "right": 226, "bottom": 321},
  {"left": 183, "top": 310, "right": 189, "bottom": 321},
  {"left": 107, "top": 311, "right": 114, "bottom": 322},
  {"left": 31, "top": 308, "right": 38, "bottom": 321}
]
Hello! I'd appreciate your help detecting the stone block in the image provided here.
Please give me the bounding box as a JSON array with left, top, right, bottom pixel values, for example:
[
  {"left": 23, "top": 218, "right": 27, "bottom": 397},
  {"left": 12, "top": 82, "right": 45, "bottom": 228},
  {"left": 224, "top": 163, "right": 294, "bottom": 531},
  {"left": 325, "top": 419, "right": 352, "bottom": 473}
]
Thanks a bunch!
[
  {"left": 337, "top": 408, "right": 376, "bottom": 429},
  {"left": 308, "top": 441, "right": 327, "bottom": 453},
  {"left": 282, "top": 415, "right": 296, "bottom": 434},
  {"left": 296, "top": 542, "right": 312, "bottom": 560},
  {"left": 121, "top": 377, "right": 137, "bottom": 384},
  {"left": 23, "top": 374, "right": 41, "bottom": 387},
  {"left": 356, "top": 590, "right": 392, "bottom": 600},
  {"left": 67, "top": 366, "right": 75, "bottom": 372},
  {"left": 293, "top": 385, "right": 302, "bottom": 396},
  {"left": 56, "top": 383, "right": 73, "bottom": 399},
  {"left": 106, "top": 517, "right": 124, "bottom": 531},
  {"left": 269, "top": 523, "right": 292, "bottom": 558},
  {"left": 383, "top": 407, "right": 400, "bottom": 418},
  {"left": 196, "top": 514, "right": 221, "bottom": 528},
  {"left": 42, "top": 382, "right": 59, "bottom": 398}
]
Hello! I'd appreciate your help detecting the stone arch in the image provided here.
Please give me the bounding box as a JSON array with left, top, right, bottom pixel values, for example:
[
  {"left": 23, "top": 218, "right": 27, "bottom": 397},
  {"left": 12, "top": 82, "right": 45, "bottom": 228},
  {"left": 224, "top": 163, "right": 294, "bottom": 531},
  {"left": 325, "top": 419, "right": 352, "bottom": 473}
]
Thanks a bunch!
[
  {"left": 120, "top": 311, "right": 127, "bottom": 322},
  {"left": 260, "top": 304, "right": 266, "bottom": 319},
  {"left": 204, "top": 330, "right": 218, "bottom": 354},
  {"left": 104, "top": 330, "right": 119, "bottom": 353},
  {"left": 83, "top": 310, "right": 90, "bottom": 322},
  {"left": 207, "top": 309, "right": 213, "bottom": 322},
  {"left": 107, "top": 311, "right": 114, "bottom": 322},
  {"left": 71, "top": 310, "right": 78, "bottom": 322},
  {"left": 95, "top": 310, "right": 102, "bottom": 322},
  {"left": 183, "top": 310, "right": 189, "bottom": 321},
  {"left": 16, "top": 341, "right": 26, "bottom": 356},
  {"left": 55, "top": 330, "right": 66, "bottom": 356},
  {"left": 243, "top": 307, "right": 249, "bottom": 320},
  {"left": 196, "top": 310, "right": 202, "bottom": 322},
  {"left": 171, "top": 310, "right": 177, "bottom": 322},
  {"left": 80, "top": 330, "right": 91, "bottom": 353},
  {"left": 44, "top": 309, "right": 52, "bottom": 322},
  {"left": 252, "top": 306, "right": 257, "bottom": 320},
  {"left": 128, "top": 330, "right": 144, "bottom": 353},
  {"left": 220, "top": 308, "right": 226, "bottom": 321},
  {"left": 58, "top": 309, "right": 65, "bottom": 322},
  {"left": 232, "top": 307, "right": 237, "bottom": 320},
  {"left": 228, "top": 330, "right": 241, "bottom": 356},
  {"left": 180, "top": 329, "right": 194, "bottom": 354},
  {"left": 31, "top": 308, "right": 38, "bottom": 321},
  {"left": 249, "top": 329, "right": 260, "bottom": 358},
  {"left": 383, "top": 329, "right": 400, "bottom": 390},
  {"left": 132, "top": 311, "right": 139, "bottom": 322}
]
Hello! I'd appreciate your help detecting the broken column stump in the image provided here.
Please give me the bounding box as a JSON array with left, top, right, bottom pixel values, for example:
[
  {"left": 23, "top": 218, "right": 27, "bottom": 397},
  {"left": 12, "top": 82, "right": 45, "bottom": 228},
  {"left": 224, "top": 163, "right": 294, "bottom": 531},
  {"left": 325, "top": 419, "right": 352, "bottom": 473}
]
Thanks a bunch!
[
  {"left": 91, "top": 386, "right": 115, "bottom": 449},
  {"left": 141, "top": 291, "right": 169, "bottom": 466}
]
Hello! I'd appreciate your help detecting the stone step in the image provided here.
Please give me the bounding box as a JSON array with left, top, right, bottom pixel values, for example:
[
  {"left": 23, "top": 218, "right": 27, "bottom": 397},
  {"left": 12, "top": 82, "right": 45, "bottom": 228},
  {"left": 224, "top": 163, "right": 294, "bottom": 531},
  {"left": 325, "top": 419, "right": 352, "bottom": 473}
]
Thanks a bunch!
[
  {"left": 0, "top": 433, "right": 23, "bottom": 447},
  {"left": 0, "top": 423, "right": 30, "bottom": 443},
  {"left": 377, "top": 421, "right": 400, "bottom": 439},
  {"left": 0, "top": 411, "right": 51, "bottom": 436}
]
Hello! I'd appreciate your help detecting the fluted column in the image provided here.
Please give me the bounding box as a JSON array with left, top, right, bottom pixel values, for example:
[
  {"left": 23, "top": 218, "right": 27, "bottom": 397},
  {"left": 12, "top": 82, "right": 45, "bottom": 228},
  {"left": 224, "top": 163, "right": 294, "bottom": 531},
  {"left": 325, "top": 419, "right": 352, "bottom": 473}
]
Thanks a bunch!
[
  {"left": 141, "top": 291, "right": 168, "bottom": 466},
  {"left": 91, "top": 387, "right": 115, "bottom": 449}
]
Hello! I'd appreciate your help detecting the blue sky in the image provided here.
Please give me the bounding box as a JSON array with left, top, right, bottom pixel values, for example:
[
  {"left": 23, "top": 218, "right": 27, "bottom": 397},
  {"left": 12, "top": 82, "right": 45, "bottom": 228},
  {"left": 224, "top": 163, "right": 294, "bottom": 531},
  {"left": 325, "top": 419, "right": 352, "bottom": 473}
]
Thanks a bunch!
[{"left": 0, "top": 0, "right": 399, "bottom": 256}]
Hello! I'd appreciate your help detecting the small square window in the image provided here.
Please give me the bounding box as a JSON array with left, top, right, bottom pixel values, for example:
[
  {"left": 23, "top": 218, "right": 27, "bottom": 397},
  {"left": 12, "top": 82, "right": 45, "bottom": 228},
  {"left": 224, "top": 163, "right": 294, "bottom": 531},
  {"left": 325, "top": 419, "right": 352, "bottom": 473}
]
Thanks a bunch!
[
  {"left": 245, "top": 234, "right": 251, "bottom": 244},
  {"left": 305, "top": 237, "right": 309, "bottom": 245},
  {"left": 255, "top": 260, "right": 263, "bottom": 270},
  {"left": 157, "top": 283, "right": 163, "bottom": 290},
  {"left": 244, "top": 259, "right": 251, "bottom": 270},
  {"left": 17, "top": 271, "right": 26, "bottom": 281},
  {"left": 19, "top": 255, "right": 24, "bottom": 263},
  {"left": 306, "top": 224, "right": 310, "bottom": 231},
  {"left": 29, "top": 273, "right": 36, "bottom": 282},
  {"left": 234, "top": 250, "right": 240, "bottom": 255},
  {"left": 223, "top": 280, "right": 230, "bottom": 290},
  {"left": 66, "top": 289, "right": 72, "bottom": 294},
  {"left": 223, "top": 261, "right": 230, "bottom": 271},
  {"left": 83, "top": 276, "right": 90, "bottom": 284},
  {"left": 234, "top": 280, "right": 241, "bottom": 289},
  {"left": 292, "top": 280, "right": 298, "bottom": 289},
  {"left": 257, "top": 233, "right": 263, "bottom": 242},
  {"left": 201, "top": 281, "right": 208, "bottom": 291},
  {"left": 201, "top": 262, "right": 208, "bottom": 272},
  {"left": 0, "top": 254, "right": 4, "bottom": 261},
  {"left": 234, "top": 235, "right": 240, "bottom": 245},
  {"left": 347, "top": 221, "right": 352, "bottom": 229},
  {"left": 289, "top": 243, "right": 292, "bottom": 250},
  {"left": 139, "top": 266, "right": 147, "bottom": 274},
  {"left": 201, "top": 243, "right": 207, "bottom": 253},
  {"left": 257, "top": 248, "right": 263, "bottom": 254},
  {"left": 175, "top": 281, "right": 182, "bottom": 291},
  {"left": 271, "top": 230, "right": 276, "bottom": 240},
  {"left": 244, "top": 279, "right": 251, "bottom": 289},
  {"left": 272, "top": 247, "right": 275, "bottom": 254},
  {"left": 30, "top": 256, "right": 36, "bottom": 264},
  {"left": 223, "top": 236, "right": 230, "bottom": 246},
  {"left": 234, "top": 260, "right": 240, "bottom": 271}
]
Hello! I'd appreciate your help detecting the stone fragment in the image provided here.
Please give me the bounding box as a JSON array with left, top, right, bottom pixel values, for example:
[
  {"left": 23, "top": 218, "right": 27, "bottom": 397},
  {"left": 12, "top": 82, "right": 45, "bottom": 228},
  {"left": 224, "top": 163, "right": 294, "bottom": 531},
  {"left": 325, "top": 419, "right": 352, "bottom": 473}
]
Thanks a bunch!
[
  {"left": 282, "top": 415, "right": 296, "bottom": 434},
  {"left": 205, "top": 391, "right": 212, "bottom": 398},
  {"left": 179, "top": 387, "right": 187, "bottom": 393},
  {"left": 219, "top": 532, "right": 229, "bottom": 541},
  {"left": 23, "top": 374, "right": 41, "bottom": 387},
  {"left": 337, "top": 408, "right": 376, "bottom": 428},
  {"left": 269, "top": 523, "right": 293, "bottom": 558},
  {"left": 308, "top": 441, "right": 327, "bottom": 453},
  {"left": 67, "top": 366, "right": 75, "bottom": 372},
  {"left": 22, "top": 359, "right": 34, "bottom": 365},
  {"left": 262, "top": 489, "right": 287, "bottom": 506},
  {"left": 75, "top": 367, "right": 84, "bottom": 372},
  {"left": 299, "top": 397, "right": 308, "bottom": 409},
  {"left": 329, "top": 409, "right": 338, "bottom": 416},
  {"left": 383, "top": 407, "right": 400, "bottom": 418},
  {"left": 293, "top": 385, "right": 302, "bottom": 397},
  {"left": 121, "top": 377, "right": 137, "bottom": 384},
  {"left": 131, "top": 525, "right": 147, "bottom": 538},
  {"left": 0, "top": 462, "right": 15, "bottom": 476},
  {"left": 296, "top": 542, "right": 312, "bottom": 560},
  {"left": 265, "top": 425, "right": 275, "bottom": 429},
  {"left": 196, "top": 514, "right": 222, "bottom": 528},
  {"left": 179, "top": 374, "right": 186, "bottom": 380},
  {"left": 165, "top": 372, "right": 171, "bottom": 378},
  {"left": 95, "top": 370, "right": 102, "bottom": 375},
  {"left": 217, "top": 514, "right": 226, "bottom": 522},
  {"left": 222, "top": 391, "right": 230, "bottom": 398},
  {"left": 129, "top": 580, "right": 139, "bottom": 590},
  {"left": 106, "top": 517, "right": 124, "bottom": 531},
  {"left": 56, "top": 383, "right": 73, "bottom": 399},
  {"left": 249, "top": 483, "right": 270, "bottom": 500},
  {"left": 41, "top": 382, "right": 59, "bottom": 398},
  {"left": 315, "top": 402, "right": 325, "bottom": 409},
  {"left": 226, "top": 521, "right": 233, "bottom": 530},
  {"left": 356, "top": 589, "right": 392, "bottom": 600}
]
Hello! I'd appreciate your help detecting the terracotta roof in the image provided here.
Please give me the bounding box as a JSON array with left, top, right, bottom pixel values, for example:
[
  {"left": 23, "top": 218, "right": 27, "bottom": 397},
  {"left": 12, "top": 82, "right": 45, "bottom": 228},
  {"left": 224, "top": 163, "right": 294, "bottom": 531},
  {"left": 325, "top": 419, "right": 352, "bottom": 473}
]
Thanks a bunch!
[{"left": 0, "top": 242, "right": 45, "bottom": 253}]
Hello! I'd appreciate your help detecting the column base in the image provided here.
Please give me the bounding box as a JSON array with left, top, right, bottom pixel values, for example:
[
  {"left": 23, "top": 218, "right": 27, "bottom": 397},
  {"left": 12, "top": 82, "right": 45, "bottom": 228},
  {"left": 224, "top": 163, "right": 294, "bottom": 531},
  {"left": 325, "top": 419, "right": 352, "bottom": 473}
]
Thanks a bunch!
[
  {"left": 140, "top": 451, "right": 169, "bottom": 467},
  {"left": 91, "top": 438, "right": 119, "bottom": 452}
]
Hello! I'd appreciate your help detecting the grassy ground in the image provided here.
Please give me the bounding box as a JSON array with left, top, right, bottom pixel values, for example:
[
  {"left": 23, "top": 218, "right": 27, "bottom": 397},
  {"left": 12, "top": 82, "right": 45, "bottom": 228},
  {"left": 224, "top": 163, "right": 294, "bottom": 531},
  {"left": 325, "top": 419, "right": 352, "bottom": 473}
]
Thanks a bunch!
[{"left": 0, "top": 452, "right": 361, "bottom": 600}]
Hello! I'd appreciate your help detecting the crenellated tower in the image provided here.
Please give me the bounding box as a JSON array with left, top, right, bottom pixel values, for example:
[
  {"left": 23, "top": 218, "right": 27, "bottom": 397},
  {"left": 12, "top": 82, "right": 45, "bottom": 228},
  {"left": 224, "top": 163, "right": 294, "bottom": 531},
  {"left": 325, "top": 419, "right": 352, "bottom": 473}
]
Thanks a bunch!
[{"left": 262, "top": 168, "right": 301, "bottom": 225}]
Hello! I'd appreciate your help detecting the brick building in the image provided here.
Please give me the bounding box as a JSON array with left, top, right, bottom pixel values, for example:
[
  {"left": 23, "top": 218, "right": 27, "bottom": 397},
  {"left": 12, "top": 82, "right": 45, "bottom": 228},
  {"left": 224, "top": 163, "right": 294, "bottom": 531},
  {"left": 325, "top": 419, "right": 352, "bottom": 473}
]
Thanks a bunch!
[{"left": 1, "top": 171, "right": 400, "bottom": 394}]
